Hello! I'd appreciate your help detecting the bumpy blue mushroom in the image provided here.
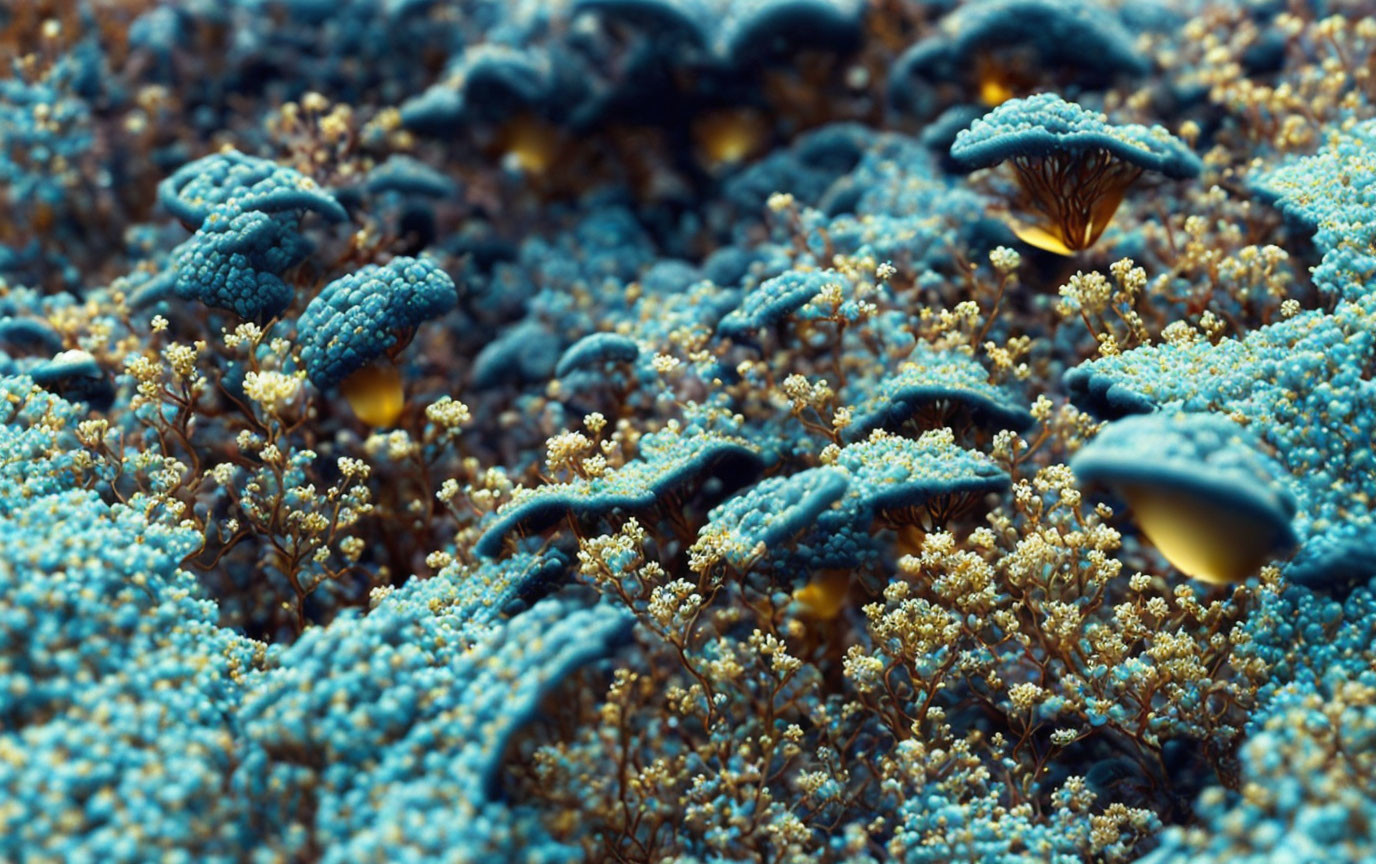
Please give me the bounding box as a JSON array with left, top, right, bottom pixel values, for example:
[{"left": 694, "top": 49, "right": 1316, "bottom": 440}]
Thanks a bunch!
[
  {"left": 475, "top": 421, "right": 763, "bottom": 558},
  {"left": 1071, "top": 413, "right": 1298, "bottom": 584},
  {"left": 694, "top": 467, "right": 850, "bottom": 569},
  {"left": 28, "top": 350, "right": 113, "bottom": 411},
  {"left": 890, "top": 0, "right": 1147, "bottom": 115},
  {"left": 161, "top": 152, "right": 347, "bottom": 319},
  {"left": 842, "top": 344, "right": 1033, "bottom": 441},
  {"left": 574, "top": 0, "right": 864, "bottom": 66},
  {"left": 400, "top": 44, "right": 566, "bottom": 136},
  {"left": 364, "top": 154, "right": 459, "bottom": 199},
  {"left": 717, "top": 269, "right": 839, "bottom": 342},
  {"left": 0, "top": 316, "right": 63, "bottom": 355},
  {"left": 298, "top": 256, "right": 458, "bottom": 391},
  {"left": 237, "top": 564, "right": 631, "bottom": 860},
  {"left": 1067, "top": 293, "right": 1376, "bottom": 590},
  {"left": 170, "top": 207, "right": 313, "bottom": 321},
  {"left": 555, "top": 332, "right": 642, "bottom": 378},
  {"left": 951, "top": 93, "right": 1200, "bottom": 254},
  {"left": 783, "top": 429, "right": 1010, "bottom": 571},
  {"left": 157, "top": 149, "right": 346, "bottom": 228}
]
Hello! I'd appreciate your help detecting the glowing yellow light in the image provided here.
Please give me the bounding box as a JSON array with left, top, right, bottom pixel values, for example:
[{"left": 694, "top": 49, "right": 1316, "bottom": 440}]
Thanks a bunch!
[
  {"left": 1007, "top": 219, "right": 1077, "bottom": 257},
  {"left": 694, "top": 108, "right": 766, "bottom": 169},
  {"left": 978, "top": 75, "right": 1016, "bottom": 108},
  {"left": 1119, "top": 483, "right": 1287, "bottom": 584},
  {"left": 974, "top": 53, "right": 1020, "bottom": 107},
  {"left": 341, "top": 362, "right": 405, "bottom": 428},
  {"left": 502, "top": 115, "right": 560, "bottom": 176},
  {"left": 793, "top": 570, "right": 850, "bottom": 619}
]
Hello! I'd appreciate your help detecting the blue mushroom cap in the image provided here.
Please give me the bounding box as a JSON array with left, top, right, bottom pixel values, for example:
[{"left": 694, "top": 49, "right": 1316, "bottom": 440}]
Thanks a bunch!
[
  {"left": 951, "top": 92, "right": 1201, "bottom": 178},
  {"left": 157, "top": 149, "right": 346, "bottom": 227},
  {"left": 475, "top": 422, "right": 763, "bottom": 558},
  {"left": 171, "top": 207, "right": 311, "bottom": 321},
  {"left": 0, "top": 316, "right": 63, "bottom": 355},
  {"left": 696, "top": 467, "right": 850, "bottom": 568},
  {"left": 555, "top": 332, "right": 642, "bottom": 378},
  {"left": 364, "top": 154, "right": 459, "bottom": 199},
  {"left": 299, "top": 256, "right": 459, "bottom": 389},
  {"left": 890, "top": 0, "right": 1147, "bottom": 108},
  {"left": 717, "top": 268, "right": 838, "bottom": 342},
  {"left": 843, "top": 344, "right": 1033, "bottom": 440},
  {"left": 28, "top": 350, "right": 114, "bottom": 411},
  {"left": 1071, "top": 412, "right": 1299, "bottom": 551}
]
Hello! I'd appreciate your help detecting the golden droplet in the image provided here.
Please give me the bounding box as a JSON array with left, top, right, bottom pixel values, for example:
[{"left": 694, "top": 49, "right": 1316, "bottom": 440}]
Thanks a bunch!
[
  {"left": 1119, "top": 483, "right": 1288, "bottom": 584},
  {"left": 694, "top": 108, "right": 767, "bottom": 169},
  {"left": 341, "top": 362, "right": 405, "bottom": 428},
  {"left": 794, "top": 570, "right": 851, "bottom": 620}
]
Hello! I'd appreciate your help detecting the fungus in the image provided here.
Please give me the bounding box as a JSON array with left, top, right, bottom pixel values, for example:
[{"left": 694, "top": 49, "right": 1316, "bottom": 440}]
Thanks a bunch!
[
  {"left": 239, "top": 571, "right": 631, "bottom": 859},
  {"left": 717, "top": 268, "right": 839, "bottom": 344},
  {"left": 298, "top": 256, "right": 458, "bottom": 427},
  {"left": 951, "top": 93, "right": 1200, "bottom": 255},
  {"left": 830, "top": 427, "right": 1010, "bottom": 532},
  {"left": 842, "top": 343, "right": 1033, "bottom": 442},
  {"left": 1071, "top": 413, "right": 1298, "bottom": 584},
  {"left": 474, "top": 423, "right": 763, "bottom": 558},
  {"left": 693, "top": 106, "right": 769, "bottom": 169},
  {"left": 28, "top": 350, "right": 113, "bottom": 411},
  {"left": 364, "top": 154, "right": 458, "bottom": 199},
  {"left": 889, "top": 0, "right": 1147, "bottom": 116},
  {"left": 693, "top": 467, "right": 850, "bottom": 570},
  {"left": 574, "top": 0, "right": 864, "bottom": 67},
  {"left": 1066, "top": 294, "right": 1376, "bottom": 590},
  {"left": 170, "top": 207, "right": 313, "bottom": 321},
  {"left": 555, "top": 332, "right": 642, "bottom": 378},
  {"left": 792, "top": 569, "right": 851, "bottom": 619},
  {"left": 0, "top": 316, "right": 63, "bottom": 355},
  {"left": 161, "top": 152, "right": 347, "bottom": 320},
  {"left": 399, "top": 44, "right": 569, "bottom": 139},
  {"left": 157, "top": 149, "right": 346, "bottom": 229}
]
